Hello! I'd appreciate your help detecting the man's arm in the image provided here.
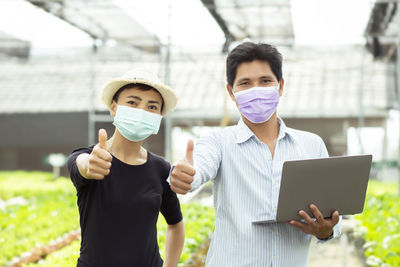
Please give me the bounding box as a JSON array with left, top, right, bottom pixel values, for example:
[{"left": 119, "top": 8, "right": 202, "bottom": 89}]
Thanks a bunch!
[
  {"left": 164, "top": 220, "right": 185, "bottom": 267},
  {"left": 170, "top": 133, "right": 222, "bottom": 194}
]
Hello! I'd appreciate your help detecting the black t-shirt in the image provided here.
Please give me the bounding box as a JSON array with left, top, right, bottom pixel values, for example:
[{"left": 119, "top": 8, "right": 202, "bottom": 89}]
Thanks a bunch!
[{"left": 67, "top": 146, "right": 182, "bottom": 267}]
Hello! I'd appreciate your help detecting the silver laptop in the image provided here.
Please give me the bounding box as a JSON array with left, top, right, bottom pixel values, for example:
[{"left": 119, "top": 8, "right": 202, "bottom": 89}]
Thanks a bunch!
[{"left": 254, "top": 155, "right": 372, "bottom": 223}]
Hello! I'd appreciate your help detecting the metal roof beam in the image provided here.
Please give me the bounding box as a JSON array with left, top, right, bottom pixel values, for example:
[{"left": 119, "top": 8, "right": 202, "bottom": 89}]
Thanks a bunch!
[
  {"left": 201, "top": 0, "right": 235, "bottom": 52},
  {"left": 26, "top": 0, "right": 160, "bottom": 53},
  {"left": 28, "top": 0, "right": 105, "bottom": 41}
]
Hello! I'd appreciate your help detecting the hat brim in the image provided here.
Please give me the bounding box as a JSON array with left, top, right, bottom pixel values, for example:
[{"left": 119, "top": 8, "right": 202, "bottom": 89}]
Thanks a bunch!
[{"left": 101, "top": 78, "right": 178, "bottom": 116}]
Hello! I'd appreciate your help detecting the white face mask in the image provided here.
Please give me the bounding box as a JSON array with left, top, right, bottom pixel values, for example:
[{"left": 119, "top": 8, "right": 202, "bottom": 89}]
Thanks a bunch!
[{"left": 113, "top": 105, "right": 162, "bottom": 142}]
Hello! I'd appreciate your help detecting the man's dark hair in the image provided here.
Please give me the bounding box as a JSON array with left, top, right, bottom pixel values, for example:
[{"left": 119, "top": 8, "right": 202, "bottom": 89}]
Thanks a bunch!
[
  {"left": 112, "top": 83, "right": 164, "bottom": 111},
  {"left": 226, "top": 42, "right": 282, "bottom": 87}
]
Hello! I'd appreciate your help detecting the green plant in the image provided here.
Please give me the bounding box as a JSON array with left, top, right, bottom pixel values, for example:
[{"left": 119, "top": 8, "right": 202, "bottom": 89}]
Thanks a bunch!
[
  {"left": 23, "top": 240, "right": 80, "bottom": 267},
  {"left": 22, "top": 203, "right": 215, "bottom": 267},
  {"left": 159, "top": 203, "right": 215, "bottom": 266},
  {"left": 354, "top": 180, "right": 400, "bottom": 267},
  {"left": 1, "top": 171, "right": 215, "bottom": 266},
  {"left": 0, "top": 171, "right": 79, "bottom": 266}
]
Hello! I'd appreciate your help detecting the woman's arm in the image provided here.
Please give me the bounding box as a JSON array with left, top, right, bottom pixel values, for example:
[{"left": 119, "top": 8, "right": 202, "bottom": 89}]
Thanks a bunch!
[{"left": 164, "top": 220, "right": 185, "bottom": 267}]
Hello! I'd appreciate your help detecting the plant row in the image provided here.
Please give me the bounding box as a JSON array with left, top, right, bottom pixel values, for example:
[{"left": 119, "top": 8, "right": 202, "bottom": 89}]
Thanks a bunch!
[
  {"left": 353, "top": 180, "right": 400, "bottom": 267},
  {"left": 0, "top": 171, "right": 215, "bottom": 266}
]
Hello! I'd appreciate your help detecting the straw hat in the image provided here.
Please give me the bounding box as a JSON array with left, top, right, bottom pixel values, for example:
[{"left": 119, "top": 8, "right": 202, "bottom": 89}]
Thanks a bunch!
[{"left": 101, "top": 69, "right": 178, "bottom": 116}]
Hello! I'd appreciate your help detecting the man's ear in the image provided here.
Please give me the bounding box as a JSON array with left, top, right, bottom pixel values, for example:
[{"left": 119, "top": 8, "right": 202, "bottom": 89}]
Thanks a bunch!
[
  {"left": 278, "top": 77, "right": 285, "bottom": 97},
  {"left": 226, "top": 84, "right": 236, "bottom": 102},
  {"left": 110, "top": 101, "right": 117, "bottom": 117}
]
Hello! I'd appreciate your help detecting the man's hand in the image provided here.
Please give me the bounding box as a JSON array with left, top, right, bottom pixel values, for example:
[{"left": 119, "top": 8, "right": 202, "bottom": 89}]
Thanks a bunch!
[
  {"left": 287, "top": 204, "right": 339, "bottom": 240},
  {"left": 170, "top": 140, "right": 196, "bottom": 195},
  {"left": 77, "top": 129, "right": 112, "bottom": 180}
]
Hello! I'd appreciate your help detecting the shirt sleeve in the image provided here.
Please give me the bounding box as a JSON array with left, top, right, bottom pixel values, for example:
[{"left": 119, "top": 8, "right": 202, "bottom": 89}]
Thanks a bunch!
[
  {"left": 166, "top": 132, "right": 222, "bottom": 192},
  {"left": 317, "top": 135, "right": 329, "bottom": 158},
  {"left": 67, "top": 146, "right": 94, "bottom": 190},
  {"left": 190, "top": 132, "right": 222, "bottom": 191},
  {"left": 160, "top": 162, "right": 183, "bottom": 225}
]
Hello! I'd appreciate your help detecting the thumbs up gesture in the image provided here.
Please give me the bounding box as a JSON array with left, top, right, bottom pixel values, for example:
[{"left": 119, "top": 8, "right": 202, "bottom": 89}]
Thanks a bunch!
[
  {"left": 170, "top": 139, "right": 196, "bottom": 194},
  {"left": 77, "top": 129, "right": 112, "bottom": 180}
]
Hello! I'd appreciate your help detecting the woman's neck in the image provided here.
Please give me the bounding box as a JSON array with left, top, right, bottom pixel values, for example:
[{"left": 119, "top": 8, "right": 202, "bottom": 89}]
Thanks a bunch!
[{"left": 106, "top": 130, "right": 147, "bottom": 165}]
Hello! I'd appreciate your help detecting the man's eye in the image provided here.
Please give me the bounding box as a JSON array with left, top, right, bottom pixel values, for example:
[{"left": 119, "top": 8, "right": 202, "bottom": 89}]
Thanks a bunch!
[
  {"left": 127, "top": 101, "right": 137, "bottom": 105},
  {"left": 240, "top": 82, "right": 249, "bottom": 86}
]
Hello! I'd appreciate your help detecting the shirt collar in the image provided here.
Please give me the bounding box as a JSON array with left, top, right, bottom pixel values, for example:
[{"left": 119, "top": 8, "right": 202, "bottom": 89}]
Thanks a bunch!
[
  {"left": 235, "top": 119, "right": 255, "bottom": 144},
  {"left": 277, "top": 117, "right": 288, "bottom": 140},
  {"left": 234, "top": 117, "right": 292, "bottom": 144}
]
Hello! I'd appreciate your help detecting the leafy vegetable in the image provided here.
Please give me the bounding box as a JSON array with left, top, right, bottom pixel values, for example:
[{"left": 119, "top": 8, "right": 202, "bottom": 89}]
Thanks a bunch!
[
  {"left": 353, "top": 180, "right": 400, "bottom": 267},
  {"left": 0, "top": 171, "right": 215, "bottom": 266}
]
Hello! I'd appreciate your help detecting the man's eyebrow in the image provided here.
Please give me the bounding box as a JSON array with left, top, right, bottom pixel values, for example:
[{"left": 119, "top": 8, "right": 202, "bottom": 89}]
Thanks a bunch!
[
  {"left": 259, "top": 75, "right": 275, "bottom": 80},
  {"left": 236, "top": 78, "right": 251, "bottom": 84}
]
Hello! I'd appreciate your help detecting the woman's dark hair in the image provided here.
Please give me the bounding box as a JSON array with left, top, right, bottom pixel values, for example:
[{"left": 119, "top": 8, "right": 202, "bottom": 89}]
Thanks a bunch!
[
  {"left": 226, "top": 42, "right": 282, "bottom": 87},
  {"left": 112, "top": 83, "right": 164, "bottom": 111}
]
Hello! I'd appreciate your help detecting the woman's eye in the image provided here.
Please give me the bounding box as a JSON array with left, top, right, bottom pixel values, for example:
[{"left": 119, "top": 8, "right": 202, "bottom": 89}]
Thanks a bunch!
[
  {"left": 149, "top": 105, "right": 158, "bottom": 110},
  {"left": 127, "top": 101, "right": 137, "bottom": 105},
  {"left": 240, "top": 82, "right": 249, "bottom": 86}
]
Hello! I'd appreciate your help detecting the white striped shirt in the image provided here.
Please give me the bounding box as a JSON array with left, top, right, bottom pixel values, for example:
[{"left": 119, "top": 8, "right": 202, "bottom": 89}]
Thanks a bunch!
[{"left": 190, "top": 118, "right": 341, "bottom": 267}]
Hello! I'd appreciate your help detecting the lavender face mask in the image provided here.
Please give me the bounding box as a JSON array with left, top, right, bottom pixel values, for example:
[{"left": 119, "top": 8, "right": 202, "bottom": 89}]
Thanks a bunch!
[{"left": 233, "top": 85, "right": 280, "bottom": 123}]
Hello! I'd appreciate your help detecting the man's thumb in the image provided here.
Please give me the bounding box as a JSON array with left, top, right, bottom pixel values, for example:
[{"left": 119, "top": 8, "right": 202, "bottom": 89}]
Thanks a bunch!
[
  {"left": 98, "top": 129, "right": 107, "bottom": 149},
  {"left": 184, "top": 139, "right": 194, "bottom": 165}
]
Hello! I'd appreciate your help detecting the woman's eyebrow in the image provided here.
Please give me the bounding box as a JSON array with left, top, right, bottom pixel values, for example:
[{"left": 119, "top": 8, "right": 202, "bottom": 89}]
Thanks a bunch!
[
  {"left": 148, "top": 100, "right": 161, "bottom": 105},
  {"left": 127, "top": 95, "right": 142, "bottom": 101}
]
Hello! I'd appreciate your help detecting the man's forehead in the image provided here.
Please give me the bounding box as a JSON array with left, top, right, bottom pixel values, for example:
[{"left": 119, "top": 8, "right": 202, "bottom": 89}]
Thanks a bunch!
[
  {"left": 236, "top": 60, "right": 273, "bottom": 76},
  {"left": 236, "top": 74, "right": 275, "bottom": 80}
]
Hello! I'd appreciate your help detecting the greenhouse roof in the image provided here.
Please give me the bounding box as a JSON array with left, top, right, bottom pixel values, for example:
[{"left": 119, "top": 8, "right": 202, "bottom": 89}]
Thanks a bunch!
[
  {"left": 27, "top": 0, "right": 161, "bottom": 52},
  {"left": 0, "top": 46, "right": 393, "bottom": 120},
  {"left": 0, "top": 31, "right": 30, "bottom": 58},
  {"left": 201, "top": 0, "right": 294, "bottom": 51},
  {"left": 364, "top": 0, "right": 398, "bottom": 61}
]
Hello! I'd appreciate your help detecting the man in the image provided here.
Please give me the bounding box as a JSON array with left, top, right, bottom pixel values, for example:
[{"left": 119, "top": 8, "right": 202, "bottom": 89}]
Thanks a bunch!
[
  {"left": 67, "top": 69, "right": 184, "bottom": 267},
  {"left": 169, "top": 42, "right": 341, "bottom": 266}
]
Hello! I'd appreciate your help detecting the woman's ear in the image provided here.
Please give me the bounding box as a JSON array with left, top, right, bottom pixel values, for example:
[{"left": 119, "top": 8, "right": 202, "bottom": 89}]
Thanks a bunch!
[
  {"left": 278, "top": 77, "right": 284, "bottom": 97},
  {"left": 110, "top": 101, "right": 117, "bottom": 117}
]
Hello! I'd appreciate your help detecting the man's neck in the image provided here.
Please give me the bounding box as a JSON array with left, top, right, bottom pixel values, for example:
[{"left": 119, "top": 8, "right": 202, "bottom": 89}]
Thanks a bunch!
[{"left": 243, "top": 113, "right": 280, "bottom": 144}]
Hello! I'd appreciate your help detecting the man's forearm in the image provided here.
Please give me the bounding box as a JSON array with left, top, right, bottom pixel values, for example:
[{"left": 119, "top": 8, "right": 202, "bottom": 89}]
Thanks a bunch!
[{"left": 164, "top": 220, "right": 185, "bottom": 267}]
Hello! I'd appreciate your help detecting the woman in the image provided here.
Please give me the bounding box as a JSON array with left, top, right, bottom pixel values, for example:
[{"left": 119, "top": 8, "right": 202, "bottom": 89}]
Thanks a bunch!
[{"left": 67, "top": 69, "right": 184, "bottom": 267}]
